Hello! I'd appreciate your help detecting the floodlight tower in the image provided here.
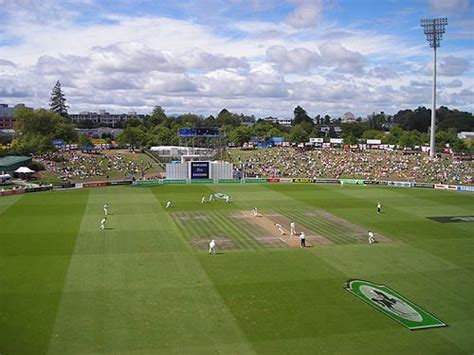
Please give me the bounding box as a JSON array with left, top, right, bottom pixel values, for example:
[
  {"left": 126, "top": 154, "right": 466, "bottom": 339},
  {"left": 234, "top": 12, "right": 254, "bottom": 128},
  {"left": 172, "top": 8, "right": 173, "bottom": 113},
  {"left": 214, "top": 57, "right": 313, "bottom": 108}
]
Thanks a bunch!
[{"left": 421, "top": 17, "right": 447, "bottom": 158}]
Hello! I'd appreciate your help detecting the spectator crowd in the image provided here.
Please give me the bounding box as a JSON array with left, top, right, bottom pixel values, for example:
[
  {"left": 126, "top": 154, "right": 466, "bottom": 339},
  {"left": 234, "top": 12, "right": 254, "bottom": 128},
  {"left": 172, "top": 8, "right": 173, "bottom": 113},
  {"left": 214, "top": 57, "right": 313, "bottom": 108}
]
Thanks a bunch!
[
  {"left": 35, "top": 151, "right": 155, "bottom": 181},
  {"left": 238, "top": 148, "right": 473, "bottom": 184}
]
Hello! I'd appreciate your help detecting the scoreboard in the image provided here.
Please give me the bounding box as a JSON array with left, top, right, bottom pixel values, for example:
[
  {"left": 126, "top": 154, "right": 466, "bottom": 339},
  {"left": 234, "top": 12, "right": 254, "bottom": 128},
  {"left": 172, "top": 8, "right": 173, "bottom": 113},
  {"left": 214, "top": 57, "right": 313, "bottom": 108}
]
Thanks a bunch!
[{"left": 190, "top": 161, "right": 210, "bottom": 179}]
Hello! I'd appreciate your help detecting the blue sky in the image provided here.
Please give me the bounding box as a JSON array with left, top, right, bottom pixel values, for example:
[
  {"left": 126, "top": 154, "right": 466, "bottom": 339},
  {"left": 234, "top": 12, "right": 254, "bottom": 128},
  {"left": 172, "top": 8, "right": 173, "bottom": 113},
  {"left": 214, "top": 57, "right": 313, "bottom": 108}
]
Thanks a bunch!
[{"left": 0, "top": 0, "right": 472, "bottom": 117}]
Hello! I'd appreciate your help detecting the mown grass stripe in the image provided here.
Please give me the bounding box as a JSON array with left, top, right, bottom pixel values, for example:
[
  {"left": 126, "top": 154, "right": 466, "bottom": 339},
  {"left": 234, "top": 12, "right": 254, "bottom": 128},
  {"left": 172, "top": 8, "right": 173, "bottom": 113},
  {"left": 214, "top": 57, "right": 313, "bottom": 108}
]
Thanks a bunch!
[
  {"left": 210, "top": 210, "right": 255, "bottom": 250},
  {"left": 176, "top": 213, "right": 215, "bottom": 241},
  {"left": 236, "top": 217, "right": 272, "bottom": 248},
  {"left": 203, "top": 211, "right": 243, "bottom": 249},
  {"left": 288, "top": 208, "right": 351, "bottom": 239},
  {"left": 215, "top": 210, "right": 263, "bottom": 250},
  {"left": 209, "top": 211, "right": 254, "bottom": 250},
  {"left": 279, "top": 209, "right": 351, "bottom": 245}
]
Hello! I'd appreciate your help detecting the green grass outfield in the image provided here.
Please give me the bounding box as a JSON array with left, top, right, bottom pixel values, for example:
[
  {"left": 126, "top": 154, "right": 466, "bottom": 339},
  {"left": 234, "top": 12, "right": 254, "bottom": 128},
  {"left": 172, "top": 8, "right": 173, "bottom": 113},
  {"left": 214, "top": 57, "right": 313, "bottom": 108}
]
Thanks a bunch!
[{"left": 1, "top": 184, "right": 473, "bottom": 354}]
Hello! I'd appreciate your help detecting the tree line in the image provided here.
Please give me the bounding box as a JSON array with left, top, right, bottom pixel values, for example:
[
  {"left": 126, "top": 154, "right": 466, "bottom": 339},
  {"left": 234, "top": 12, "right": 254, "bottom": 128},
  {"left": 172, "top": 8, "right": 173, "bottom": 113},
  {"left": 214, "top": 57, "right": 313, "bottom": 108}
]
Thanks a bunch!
[{"left": 2, "top": 80, "right": 472, "bottom": 155}]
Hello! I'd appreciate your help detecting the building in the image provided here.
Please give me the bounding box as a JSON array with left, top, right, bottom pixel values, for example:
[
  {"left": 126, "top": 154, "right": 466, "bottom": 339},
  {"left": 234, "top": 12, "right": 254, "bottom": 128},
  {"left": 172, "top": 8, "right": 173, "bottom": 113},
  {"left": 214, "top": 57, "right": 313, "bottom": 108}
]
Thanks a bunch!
[
  {"left": 342, "top": 112, "right": 355, "bottom": 122},
  {"left": 263, "top": 117, "right": 292, "bottom": 126},
  {"left": 0, "top": 156, "right": 32, "bottom": 174},
  {"left": 0, "top": 104, "right": 32, "bottom": 129},
  {"left": 74, "top": 127, "right": 123, "bottom": 138},
  {"left": 0, "top": 104, "right": 13, "bottom": 129},
  {"left": 458, "top": 132, "right": 474, "bottom": 140},
  {"left": 69, "top": 110, "right": 146, "bottom": 127}
]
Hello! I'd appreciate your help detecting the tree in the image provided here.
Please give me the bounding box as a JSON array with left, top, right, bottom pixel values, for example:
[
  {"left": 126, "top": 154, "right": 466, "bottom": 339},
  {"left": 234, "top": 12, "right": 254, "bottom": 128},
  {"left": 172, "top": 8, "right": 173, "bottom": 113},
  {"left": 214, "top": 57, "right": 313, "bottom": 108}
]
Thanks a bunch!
[
  {"left": 293, "top": 106, "right": 313, "bottom": 126},
  {"left": 49, "top": 81, "right": 68, "bottom": 118},
  {"left": 228, "top": 126, "right": 252, "bottom": 146},
  {"left": 368, "top": 113, "right": 387, "bottom": 130},
  {"left": 78, "top": 134, "right": 92, "bottom": 147},
  {"left": 216, "top": 109, "right": 241, "bottom": 127},
  {"left": 362, "top": 130, "right": 384, "bottom": 140},
  {"left": 288, "top": 125, "right": 310, "bottom": 143},
  {"left": 117, "top": 126, "right": 146, "bottom": 147},
  {"left": 145, "top": 125, "right": 175, "bottom": 146},
  {"left": 13, "top": 107, "right": 76, "bottom": 154},
  {"left": 144, "top": 106, "right": 167, "bottom": 127},
  {"left": 341, "top": 122, "right": 369, "bottom": 139},
  {"left": 393, "top": 107, "right": 430, "bottom": 132}
]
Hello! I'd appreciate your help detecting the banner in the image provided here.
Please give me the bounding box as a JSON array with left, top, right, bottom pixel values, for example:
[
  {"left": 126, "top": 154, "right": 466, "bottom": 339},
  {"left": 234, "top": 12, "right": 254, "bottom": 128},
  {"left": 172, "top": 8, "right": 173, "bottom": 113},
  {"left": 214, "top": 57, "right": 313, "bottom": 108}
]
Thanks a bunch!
[
  {"left": 309, "top": 138, "right": 324, "bottom": 143},
  {"left": 367, "top": 139, "right": 382, "bottom": 145},
  {"left": 341, "top": 179, "right": 365, "bottom": 185},
  {"left": 387, "top": 181, "right": 413, "bottom": 188},
  {"left": 163, "top": 179, "right": 187, "bottom": 185},
  {"left": 364, "top": 180, "right": 388, "bottom": 186},
  {"left": 414, "top": 182, "right": 434, "bottom": 189},
  {"left": 134, "top": 179, "right": 163, "bottom": 186},
  {"left": 457, "top": 185, "right": 474, "bottom": 192},
  {"left": 293, "top": 178, "right": 313, "bottom": 183},
  {"left": 279, "top": 178, "right": 293, "bottom": 183},
  {"left": 0, "top": 188, "right": 26, "bottom": 197},
  {"left": 25, "top": 186, "right": 53, "bottom": 193},
  {"left": 330, "top": 138, "right": 343, "bottom": 144},
  {"left": 217, "top": 179, "right": 241, "bottom": 184},
  {"left": 189, "top": 179, "right": 213, "bottom": 184},
  {"left": 243, "top": 178, "right": 267, "bottom": 183},
  {"left": 312, "top": 179, "right": 339, "bottom": 184},
  {"left": 107, "top": 180, "right": 132, "bottom": 186},
  {"left": 266, "top": 178, "right": 280, "bottom": 183},
  {"left": 83, "top": 181, "right": 107, "bottom": 188}
]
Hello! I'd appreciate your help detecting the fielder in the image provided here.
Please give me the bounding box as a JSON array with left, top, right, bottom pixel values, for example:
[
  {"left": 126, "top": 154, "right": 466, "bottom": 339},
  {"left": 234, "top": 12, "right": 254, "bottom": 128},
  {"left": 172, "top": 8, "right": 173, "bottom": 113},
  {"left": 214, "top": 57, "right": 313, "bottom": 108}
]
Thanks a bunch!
[
  {"left": 166, "top": 201, "right": 172, "bottom": 209},
  {"left": 224, "top": 195, "right": 230, "bottom": 203},
  {"left": 100, "top": 217, "right": 107, "bottom": 230},
  {"left": 253, "top": 207, "right": 258, "bottom": 217},
  {"left": 209, "top": 194, "right": 214, "bottom": 202},
  {"left": 201, "top": 196, "right": 206, "bottom": 204},
  {"left": 209, "top": 239, "right": 216, "bottom": 255},
  {"left": 377, "top": 202, "right": 381, "bottom": 214},
  {"left": 299, "top": 232, "right": 306, "bottom": 248},
  {"left": 103, "top": 203, "right": 108, "bottom": 216},
  {"left": 368, "top": 230, "right": 376, "bottom": 244},
  {"left": 274, "top": 223, "right": 285, "bottom": 235},
  {"left": 290, "top": 221, "right": 296, "bottom": 236}
]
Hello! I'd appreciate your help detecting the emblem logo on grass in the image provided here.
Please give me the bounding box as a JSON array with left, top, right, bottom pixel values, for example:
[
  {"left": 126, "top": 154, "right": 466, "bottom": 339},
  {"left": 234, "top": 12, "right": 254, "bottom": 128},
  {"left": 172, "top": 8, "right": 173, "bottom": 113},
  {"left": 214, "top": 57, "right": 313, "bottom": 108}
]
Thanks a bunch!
[
  {"left": 214, "top": 192, "right": 229, "bottom": 200},
  {"left": 346, "top": 280, "right": 446, "bottom": 330}
]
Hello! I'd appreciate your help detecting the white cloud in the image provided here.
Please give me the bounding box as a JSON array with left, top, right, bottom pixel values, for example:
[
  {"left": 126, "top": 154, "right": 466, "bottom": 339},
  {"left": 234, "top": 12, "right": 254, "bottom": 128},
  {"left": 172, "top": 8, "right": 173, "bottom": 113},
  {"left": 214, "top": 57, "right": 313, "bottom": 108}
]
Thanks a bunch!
[
  {"left": 0, "top": 1, "right": 472, "bottom": 116},
  {"left": 429, "top": 0, "right": 470, "bottom": 11},
  {"left": 318, "top": 42, "right": 366, "bottom": 73},
  {"left": 266, "top": 42, "right": 365, "bottom": 74},
  {"left": 266, "top": 46, "right": 318, "bottom": 73},
  {"left": 285, "top": 0, "right": 324, "bottom": 28},
  {"left": 439, "top": 56, "right": 471, "bottom": 76}
]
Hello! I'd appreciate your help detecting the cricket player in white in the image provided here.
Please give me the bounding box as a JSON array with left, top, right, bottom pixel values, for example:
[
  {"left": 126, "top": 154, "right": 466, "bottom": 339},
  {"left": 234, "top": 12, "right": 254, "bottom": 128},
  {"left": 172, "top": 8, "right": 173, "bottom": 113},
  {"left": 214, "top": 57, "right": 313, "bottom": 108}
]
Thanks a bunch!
[
  {"left": 209, "top": 239, "right": 216, "bottom": 255},
  {"left": 209, "top": 194, "right": 214, "bottom": 202},
  {"left": 290, "top": 221, "right": 296, "bottom": 236},
  {"left": 253, "top": 207, "right": 258, "bottom": 217},
  {"left": 299, "top": 232, "right": 306, "bottom": 248},
  {"left": 224, "top": 195, "right": 230, "bottom": 203},
  {"left": 274, "top": 223, "right": 285, "bottom": 235},
  {"left": 166, "top": 201, "right": 172, "bottom": 208},
  {"left": 201, "top": 196, "right": 206, "bottom": 204},
  {"left": 368, "top": 231, "right": 376, "bottom": 244},
  {"left": 377, "top": 202, "right": 381, "bottom": 213},
  {"left": 100, "top": 217, "right": 106, "bottom": 230},
  {"left": 103, "top": 203, "right": 108, "bottom": 216}
]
